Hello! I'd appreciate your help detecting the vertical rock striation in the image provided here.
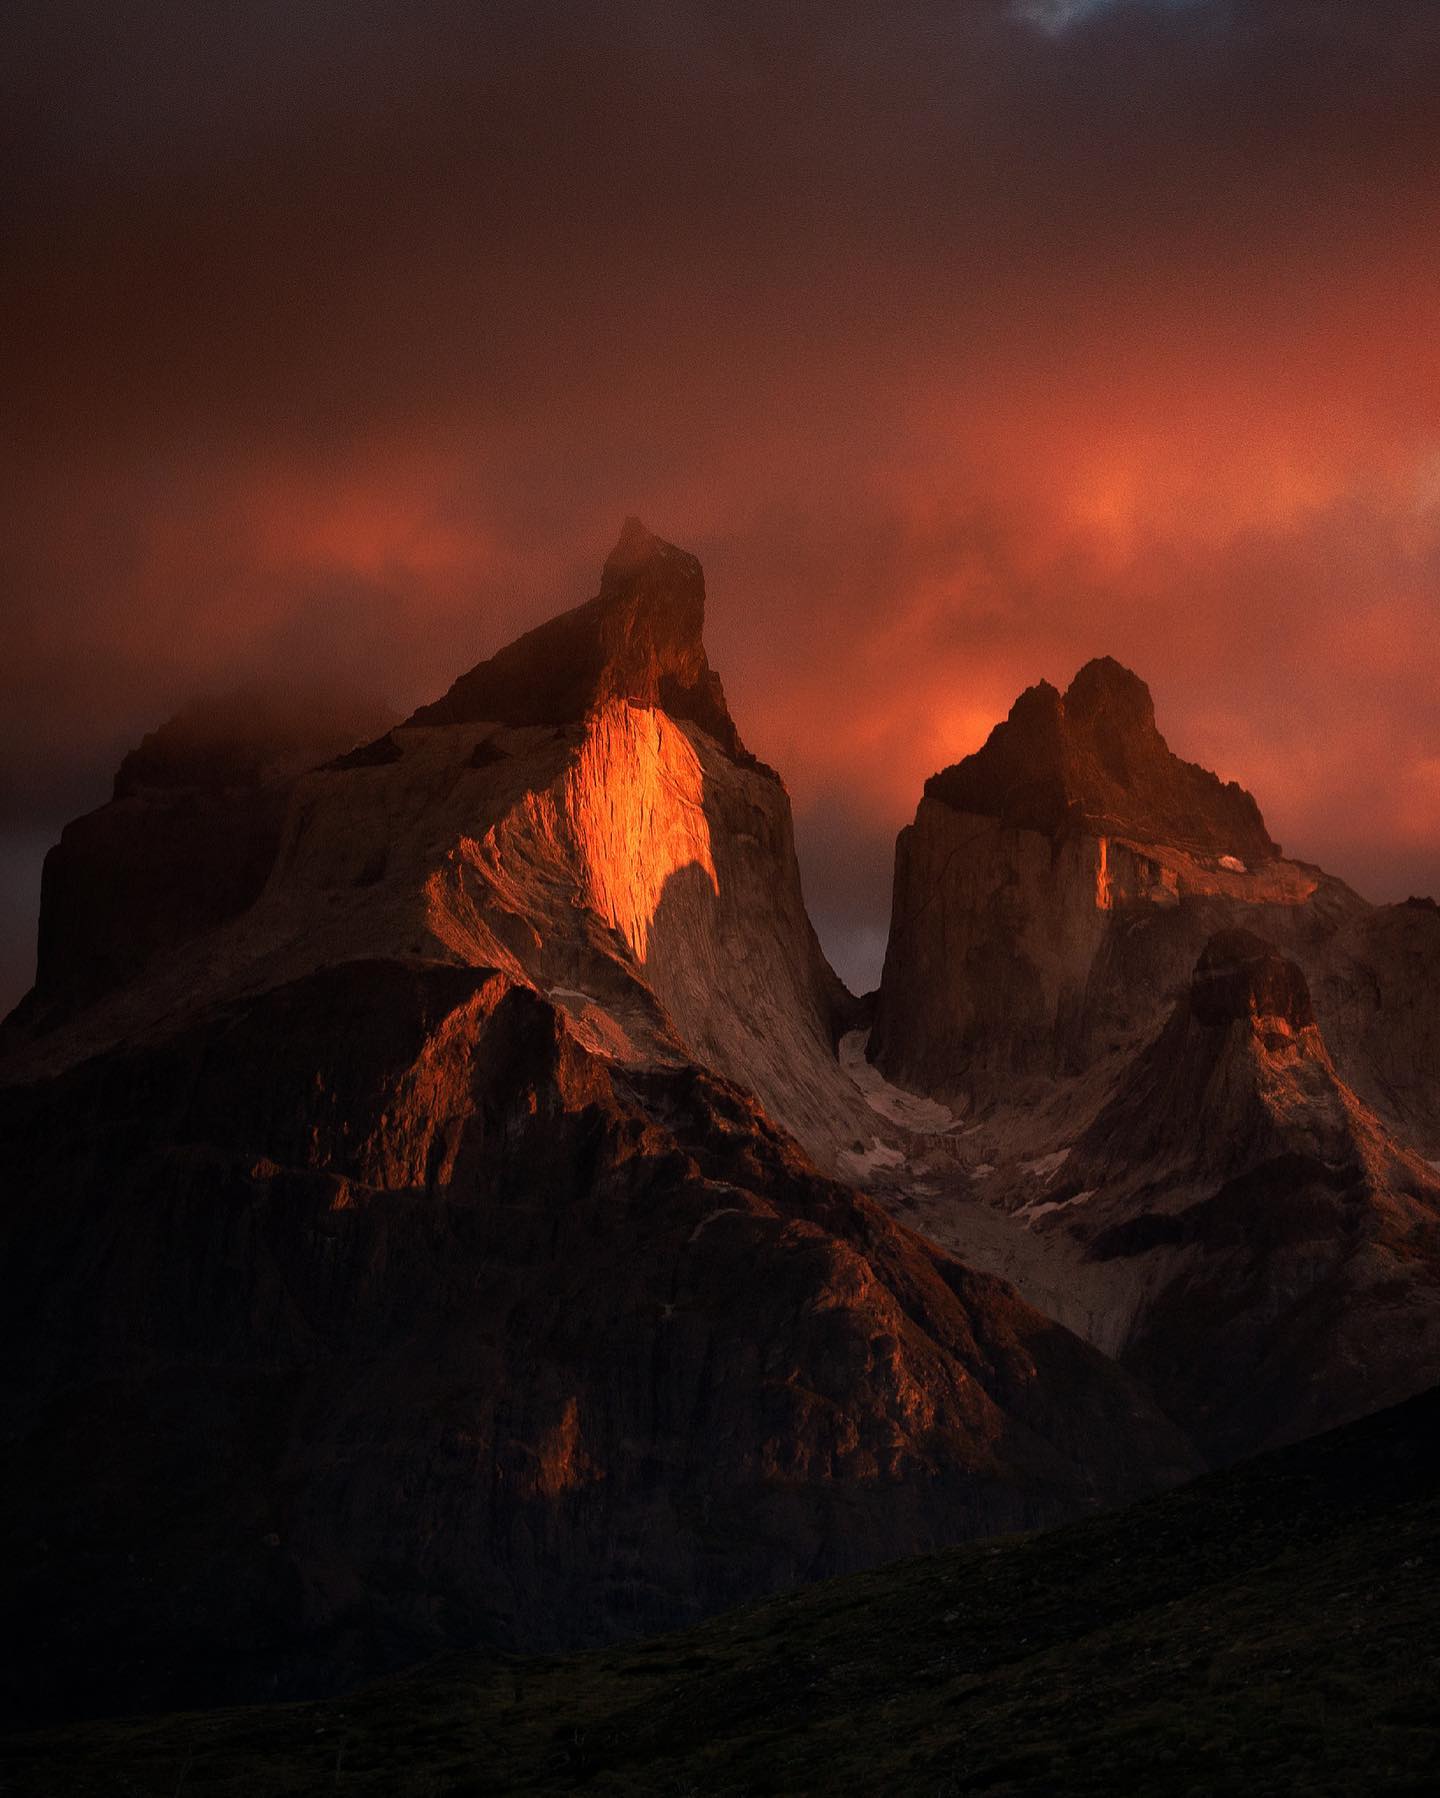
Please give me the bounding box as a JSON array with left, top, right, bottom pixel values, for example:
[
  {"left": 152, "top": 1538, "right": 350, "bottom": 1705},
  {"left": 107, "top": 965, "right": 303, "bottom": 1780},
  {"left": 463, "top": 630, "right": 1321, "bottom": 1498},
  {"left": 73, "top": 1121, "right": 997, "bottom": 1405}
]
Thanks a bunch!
[{"left": 0, "top": 526, "right": 1198, "bottom": 1724}]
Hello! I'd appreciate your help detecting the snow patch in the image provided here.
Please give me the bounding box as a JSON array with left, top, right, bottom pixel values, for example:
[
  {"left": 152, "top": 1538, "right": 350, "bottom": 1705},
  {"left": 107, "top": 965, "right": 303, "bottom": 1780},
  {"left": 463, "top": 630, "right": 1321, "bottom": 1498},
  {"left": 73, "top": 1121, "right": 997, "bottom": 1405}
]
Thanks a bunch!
[
  {"left": 839, "top": 1030, "right": 957, "bottom": 1133},
  {"left": 1218, "top": 855, "right": 1247, "bottom": 874},
  {"left": 1018, "top": 1187, "right": 1097, "bottom": 1227},
  {"left": 839, "top": 1139, "right": 907, "bottom": 1178},
  {"left": 1020, "top": 1149, "right": 1071, "bottom": 1182}
]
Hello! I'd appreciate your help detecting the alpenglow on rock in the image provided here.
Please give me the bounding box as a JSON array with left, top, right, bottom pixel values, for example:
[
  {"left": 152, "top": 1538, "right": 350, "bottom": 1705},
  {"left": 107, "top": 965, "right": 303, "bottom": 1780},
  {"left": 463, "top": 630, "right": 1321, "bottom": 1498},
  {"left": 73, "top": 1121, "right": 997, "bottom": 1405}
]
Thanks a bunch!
[
  {"left": 407, "top": 516, "right": 751, "bottom": 763},
  {"left": 0, "top": 523, "right": 1198, "bottom": 1725},
  {"left": 870, "top": 657, "right": 1356, "bottom": 1100},
  {"left": 849, "top": 662, "right": 1440, "bottom": 1474}
]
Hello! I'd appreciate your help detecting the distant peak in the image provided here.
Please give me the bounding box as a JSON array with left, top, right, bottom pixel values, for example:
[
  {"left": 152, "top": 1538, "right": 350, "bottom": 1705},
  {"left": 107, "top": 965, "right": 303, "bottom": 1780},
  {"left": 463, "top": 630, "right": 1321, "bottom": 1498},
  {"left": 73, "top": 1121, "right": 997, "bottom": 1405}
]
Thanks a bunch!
[
  {"left": 924, "top": 656, "right": 1278, "bottom": 864},
  {"left": 604, "top": 514, "right": 660, "bottom": 569},
  {"left": 602, "top": 515, "right": 662, "bottom": 586},
  {"left": 600, "top": 516, "right": 703, "bottom": 598},
  {"left": 1064, "top": 657, "right": 1156, "bottom": 730}
]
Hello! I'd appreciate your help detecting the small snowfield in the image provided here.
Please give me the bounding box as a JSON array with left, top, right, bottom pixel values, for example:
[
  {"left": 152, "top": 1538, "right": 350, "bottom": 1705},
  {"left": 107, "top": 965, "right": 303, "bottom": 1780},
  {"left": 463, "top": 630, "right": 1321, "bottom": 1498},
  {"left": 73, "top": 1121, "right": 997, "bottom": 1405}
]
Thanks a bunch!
[{"left": 839, "top": 1030, "right": 957, "bottom": 1133}]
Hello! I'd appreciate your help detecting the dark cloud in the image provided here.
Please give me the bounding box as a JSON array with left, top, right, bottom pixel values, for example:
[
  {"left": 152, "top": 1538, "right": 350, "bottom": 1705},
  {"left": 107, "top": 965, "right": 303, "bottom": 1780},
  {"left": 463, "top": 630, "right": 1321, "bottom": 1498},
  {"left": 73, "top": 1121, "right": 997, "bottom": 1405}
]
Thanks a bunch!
[{"left": 3, "top": 0, "right": 1438, "bottom": 1009}]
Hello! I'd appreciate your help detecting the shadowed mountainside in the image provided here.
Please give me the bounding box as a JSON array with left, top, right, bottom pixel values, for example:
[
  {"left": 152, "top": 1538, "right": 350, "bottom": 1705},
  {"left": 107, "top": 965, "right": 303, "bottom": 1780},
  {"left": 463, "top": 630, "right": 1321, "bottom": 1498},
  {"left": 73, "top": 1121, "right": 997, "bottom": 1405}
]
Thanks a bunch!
[
  {"left": 8, "top": 1381, "right": 1437, "bottom": 1796},
  {"left": 9, "top": 683, "right": 395, "bottom": 1027},
  {"left": 851, "top": 665, "right": 1440, "bottom": 1464}
]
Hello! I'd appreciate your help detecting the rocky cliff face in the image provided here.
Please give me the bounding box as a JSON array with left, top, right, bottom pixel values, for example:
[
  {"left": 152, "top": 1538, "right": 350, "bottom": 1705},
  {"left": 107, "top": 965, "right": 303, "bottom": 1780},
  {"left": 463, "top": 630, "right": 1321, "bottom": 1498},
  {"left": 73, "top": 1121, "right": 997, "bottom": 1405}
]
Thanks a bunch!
[
  {"left": 854, "top": 666, "right": 1440, "bottom": 1464},
  {"left": 9, "top": 684, "right": 394, "bottom": 1030},
  {"left": 1047, "top": 932, "right": 1440, "bottom": 1461},
  {"left": 924, "top": 657, "right": 1277, "bottom": 862},
  {"left": 1315, "top": 898, "right": 1440, "bottom": 1156},
  {"left": 869, "top": 658, "right": 1432, "bottom": 1162},
  {"left": 0, "top": 526, "right": 1197, "bottom": 1723}
]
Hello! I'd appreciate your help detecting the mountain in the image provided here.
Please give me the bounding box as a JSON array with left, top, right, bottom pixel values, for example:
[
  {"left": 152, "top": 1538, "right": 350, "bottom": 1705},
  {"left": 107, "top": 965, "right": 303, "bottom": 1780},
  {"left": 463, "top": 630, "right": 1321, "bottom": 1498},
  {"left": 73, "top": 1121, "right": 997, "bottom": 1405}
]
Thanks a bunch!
[
  {"left": 3, "top": 522, "right": 865, "bottom": 1168},
  {"left": 7, "top": 682, "right": 395, "bottom": 1031},
  {"left": 869, "top": 656, "right": 1366, "bottom": 1101},
  {"left": 856, "top": 661, "right": 1440, "bottom": 1461},
  {"left": 0, "top": 526, "right": 1196, "bottom": 1724},
  {"left": 1034, "top": 929, "right": 1440, "bottom": 1460},
  {"left": 11, "top": 1380, "right": 1438, "bottom": 1796}
]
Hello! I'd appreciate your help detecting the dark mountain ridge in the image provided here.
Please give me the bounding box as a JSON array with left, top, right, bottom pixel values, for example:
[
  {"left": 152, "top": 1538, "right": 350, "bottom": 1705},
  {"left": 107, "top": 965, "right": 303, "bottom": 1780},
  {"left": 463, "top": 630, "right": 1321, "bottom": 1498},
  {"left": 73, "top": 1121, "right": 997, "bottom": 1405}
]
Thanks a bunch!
[{"left": 10, "top": 1381, "right": 1438, "bottom": 1796}]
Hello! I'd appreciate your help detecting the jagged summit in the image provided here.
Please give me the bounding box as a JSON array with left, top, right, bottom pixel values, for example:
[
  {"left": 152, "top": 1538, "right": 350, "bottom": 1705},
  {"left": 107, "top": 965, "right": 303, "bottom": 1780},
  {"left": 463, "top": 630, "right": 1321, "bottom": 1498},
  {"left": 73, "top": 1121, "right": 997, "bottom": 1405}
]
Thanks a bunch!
[
  {"left": 1065, "top": 654, "right": 1157, "bottom": 732},
  {"left": 600, "top": 514, "right": 697, "bottom": 594},
  {"left": 407, "top": 517, "right": 749, "bottom": 761},
  {"left": 925, "top": 656, "right": 1277, "bottom": 864}
]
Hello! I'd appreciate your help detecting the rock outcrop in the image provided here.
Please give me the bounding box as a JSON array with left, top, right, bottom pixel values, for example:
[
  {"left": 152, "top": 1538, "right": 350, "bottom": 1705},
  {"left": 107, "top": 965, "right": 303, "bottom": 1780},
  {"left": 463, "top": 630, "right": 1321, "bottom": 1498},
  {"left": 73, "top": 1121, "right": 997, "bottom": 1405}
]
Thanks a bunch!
[
  {"left": 924, "top": 657, "right": 1277, "bottom": 862},
  {"left": 0, "top": 526, "right": 1198, "bottom": 1723},
  {"left": 869, "top": 658, "right": 1432, "bottom": 1165},
  {"left": 1047, "top": 932, "right": 1440, "bottom": 1461},
  {"left": 854, "top": 665, "right": 1440, "bottom": 1465},
  {"left": 10, "top": 684, "right": 394, "bottom": 1028},
  {"left": 1315, "top": 897, "right": 1440, "bottom": 1157}
]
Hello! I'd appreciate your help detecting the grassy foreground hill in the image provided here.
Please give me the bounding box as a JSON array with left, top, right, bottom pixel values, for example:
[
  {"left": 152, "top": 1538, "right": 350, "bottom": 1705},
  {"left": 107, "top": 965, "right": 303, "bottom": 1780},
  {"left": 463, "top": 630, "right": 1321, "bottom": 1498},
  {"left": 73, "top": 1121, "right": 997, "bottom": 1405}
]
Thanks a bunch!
[{"left": 6, "top": 1388, "right": 1438, "bottom": 1797}]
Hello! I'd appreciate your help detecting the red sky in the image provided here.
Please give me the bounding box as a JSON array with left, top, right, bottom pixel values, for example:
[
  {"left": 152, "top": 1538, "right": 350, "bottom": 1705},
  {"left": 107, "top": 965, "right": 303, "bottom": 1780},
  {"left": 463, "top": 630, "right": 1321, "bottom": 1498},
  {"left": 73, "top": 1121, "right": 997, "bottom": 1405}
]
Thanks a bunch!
[{"left": 4, "top": 0, "right": 1439, "bottom": 999}]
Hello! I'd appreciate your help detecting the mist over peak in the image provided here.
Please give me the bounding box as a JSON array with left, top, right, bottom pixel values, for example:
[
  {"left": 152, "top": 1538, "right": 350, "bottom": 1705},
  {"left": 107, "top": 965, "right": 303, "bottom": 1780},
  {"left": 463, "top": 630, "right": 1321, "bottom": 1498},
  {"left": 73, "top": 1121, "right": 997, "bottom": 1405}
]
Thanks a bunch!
[{"left": 3, "top": 0, "right": 1437, "bottom": 1005}]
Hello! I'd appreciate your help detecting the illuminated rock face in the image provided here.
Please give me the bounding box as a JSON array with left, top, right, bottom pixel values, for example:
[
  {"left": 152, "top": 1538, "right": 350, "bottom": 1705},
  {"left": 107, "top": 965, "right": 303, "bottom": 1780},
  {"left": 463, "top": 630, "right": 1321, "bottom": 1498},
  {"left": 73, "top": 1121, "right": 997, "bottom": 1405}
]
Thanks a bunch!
[
  {"left": 0, "top": 524, "right": 1197, "bottom": 1723},
  {"left": 407, "top": 515, "right": 749, "bottom": 763},
  {"left": 869, "top": 659, "right": 1395, "bottom": 1113},
  {"left": 858, "top": 669, "right": 1440, "bottom": 1472}
]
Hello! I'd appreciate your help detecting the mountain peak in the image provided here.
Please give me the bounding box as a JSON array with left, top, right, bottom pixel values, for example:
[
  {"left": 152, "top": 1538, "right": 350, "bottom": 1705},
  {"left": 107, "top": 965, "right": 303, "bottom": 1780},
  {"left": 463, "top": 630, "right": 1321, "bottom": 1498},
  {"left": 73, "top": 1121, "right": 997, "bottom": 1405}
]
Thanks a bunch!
[
  {"left": 1064, "top": 656, "right": 1156, "bottom": 732},
  {"left": 408, "top": 521, "right": 749, "bottom": 760},
  {"left": 599, "top": 515, "right": 697, "bottom": 593},
  {"left": 924, "top": 656, "right": 1277, "bottom": 862},
  {"left": 610, "top": 512, "right": 654, "bottom": 556}
]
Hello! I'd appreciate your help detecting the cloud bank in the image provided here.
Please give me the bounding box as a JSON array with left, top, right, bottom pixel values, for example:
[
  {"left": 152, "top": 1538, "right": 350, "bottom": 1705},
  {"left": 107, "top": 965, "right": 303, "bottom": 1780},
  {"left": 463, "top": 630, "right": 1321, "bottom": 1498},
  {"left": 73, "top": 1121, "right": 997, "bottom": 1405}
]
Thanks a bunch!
[{"left": 4, "top": 0, "right": 1438, "bottom": 1000}]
